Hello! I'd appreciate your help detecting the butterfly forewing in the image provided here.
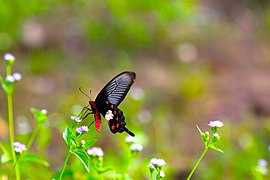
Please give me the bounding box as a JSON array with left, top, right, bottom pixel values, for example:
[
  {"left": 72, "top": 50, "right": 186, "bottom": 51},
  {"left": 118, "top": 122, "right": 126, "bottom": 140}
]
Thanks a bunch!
[{"left": 95, "top": 72, "right": 136, "bottom": 106}]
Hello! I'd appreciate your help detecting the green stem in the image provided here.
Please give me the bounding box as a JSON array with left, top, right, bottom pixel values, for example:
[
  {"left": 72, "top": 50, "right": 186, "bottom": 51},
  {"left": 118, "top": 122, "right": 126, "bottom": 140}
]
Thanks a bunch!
[
  {"left": 59, "top": 150, "right": 71, "bottom": 180},
  {"left": 187, "top": 147, "right": 209, "bottom": 180},
  {"left": 6, "top": 64, "right": 20, "bottom": 180},
  {"left": 26, "top": 124, "right": 41, "bottom": 149}
]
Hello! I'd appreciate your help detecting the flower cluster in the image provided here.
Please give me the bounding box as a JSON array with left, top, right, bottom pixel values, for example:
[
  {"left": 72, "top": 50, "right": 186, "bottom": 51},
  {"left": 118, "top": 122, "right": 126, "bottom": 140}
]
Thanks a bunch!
[
  {"left": 208, "top": 120, "right": 223, "bottom": 134},
  {"left": 148, "top": 158, "right": 166, "bottom": 178},
  {"left": 256, "top": 159, "right": 268, "bottom": 175},
  {"left": 4, "top": 53, "right": 15, "bottom": 65},
  {"left": 87, "top": 147, "right": 104, "bottom": 157},
  {"left": 76, "top": 125, "right": 89, "bottom": 134},
  {"left": 125, "top": 136, "right": 143, "bottom": 154},
  {"left": 130, "top": 144, "right": 143, "bottom": 152},
  {"left": 13, "top": 142, "right": 27, "bottom": 154},
  {"left": 40, "top": 109, "right": 47, "bottom": 114},
  {"left": 5, "top": 72, "right": 22, "bottom": 83},
  {"left": 125, "top": 136, "right": 138, "bottom": 143},
  {"left": 70, "top": 115, "right": 82, "bottom": 123}
]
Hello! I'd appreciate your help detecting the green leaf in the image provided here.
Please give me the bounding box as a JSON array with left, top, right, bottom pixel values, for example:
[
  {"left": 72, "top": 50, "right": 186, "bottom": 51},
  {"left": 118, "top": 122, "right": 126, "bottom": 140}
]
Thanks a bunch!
[
  {"left": 0, "top": 76, "right": 14, "bottom": 94},
  {"left": 209, "top": 144, "right": 224, "bottom": 153},
  {"left": 196, "top": 125, "right": 203, "bottom": 135},
  {"left": 1, "top": 153, "right": 12, "bottom": 163},
  {"left": 63, "top": 126, "right": 72, "bottom": 147},
  {"left": 20, "top": 153, "right": 49, "bottom": 167},
  {"left": 71, "top": 149, "right": 90, "bottom": 172},
  {"left": 83, "top": 139, "right": 97, "bottom": 150}
]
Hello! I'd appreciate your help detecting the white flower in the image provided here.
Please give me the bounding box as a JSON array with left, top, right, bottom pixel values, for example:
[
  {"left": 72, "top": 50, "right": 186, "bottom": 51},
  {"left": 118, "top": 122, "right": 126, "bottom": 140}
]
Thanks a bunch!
[
  {"left": 13, "top": 142, "right": 27, "bottom": 153},
  {"left": 258, "top": 159, "right": 268, "bottom": 167},
  {"left": 81, "top": 140, "right": 86, "bottom": 145},
  {"left": 76, "top": 125, "right": 89, "bottom": 134},
  {"left": 257, "top": 159, "right": 268, "bottom": 175},
  {"left": 105, "top": 110, "right": 114, "bottom": 121},
  {"left": 160, "top": 170, "right": 165, "bottom": 178},
  {"left": 4, "top": 53, "right": 15, "bottom": 61},
  {"left": 150, "top": 158, "right": 166, "bottom": 167},
  {"left": 130, "top": 144, "right": 143, "bottom": 152},
  {"left": 41, "top": 109, "right": 47, "bottom": 114},
  {"left": 148, "top": 163, "right": 155, "bottom": 169},
  {"left": 208, "top": 120, "right": 224, "bottom": 128},
  {"left": 70, "top": 116, "right": 82, "bottom": 123},
  {"left": 125, "top": 136, "right": 138, "bottom": 143},
  {"left": 5, "top": 73, "right": 22, "bottom": 83},
  {"left": 87, "top": 147, "right": 104, "bottom": 157},
  {"left": 13, "top": 72, "right": 22, "bottom": 81},
  {"left": 6, "top": 75, "right": 15, "bottom": 82}
]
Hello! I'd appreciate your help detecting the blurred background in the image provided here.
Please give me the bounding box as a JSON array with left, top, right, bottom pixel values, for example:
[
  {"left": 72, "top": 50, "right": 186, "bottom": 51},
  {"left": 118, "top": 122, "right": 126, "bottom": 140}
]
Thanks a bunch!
[{"left": 0, "top": 0, "right": 270, "bottom": 179}]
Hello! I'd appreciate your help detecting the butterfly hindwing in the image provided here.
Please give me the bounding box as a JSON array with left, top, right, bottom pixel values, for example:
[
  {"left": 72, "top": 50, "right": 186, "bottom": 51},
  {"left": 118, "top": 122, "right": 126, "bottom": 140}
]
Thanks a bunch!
[{"left": 96, "top": 101, "right": 135, "bottom": 136}]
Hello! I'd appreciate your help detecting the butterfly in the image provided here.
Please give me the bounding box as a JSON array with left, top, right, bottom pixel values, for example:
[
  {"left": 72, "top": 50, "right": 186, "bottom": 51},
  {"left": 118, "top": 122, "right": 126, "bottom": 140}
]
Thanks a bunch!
[{"left": 81, "top": 71, "right": 136, "bottom": 137}]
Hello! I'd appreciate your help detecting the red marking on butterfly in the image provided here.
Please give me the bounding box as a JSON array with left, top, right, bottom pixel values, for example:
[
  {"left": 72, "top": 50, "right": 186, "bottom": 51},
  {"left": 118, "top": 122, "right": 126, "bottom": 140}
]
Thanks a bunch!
[{"left": 87, "top": 71, "right": 136, "bottom": 136}]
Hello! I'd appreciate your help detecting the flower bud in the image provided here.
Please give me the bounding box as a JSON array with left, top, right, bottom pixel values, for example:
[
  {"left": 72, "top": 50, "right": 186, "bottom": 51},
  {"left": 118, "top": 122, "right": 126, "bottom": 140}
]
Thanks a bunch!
[
  {"left": 212, "top": 133, "right": 220, "bottom": 143},
  {"left": 4, "top": 53, "right": 15, "bottom": 66},
  {"left": 202, "top": 131, "right": 210, "bottom": 142}
]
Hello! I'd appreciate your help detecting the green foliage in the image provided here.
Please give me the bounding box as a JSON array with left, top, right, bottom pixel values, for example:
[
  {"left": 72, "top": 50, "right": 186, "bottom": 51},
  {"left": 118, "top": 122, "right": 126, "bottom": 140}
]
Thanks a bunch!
[
  {"left": 20, "top": 153, "right": 49, "bottom": 167},
  {"left": 71, "top": 149, "right": 90, "bottom": 172}
]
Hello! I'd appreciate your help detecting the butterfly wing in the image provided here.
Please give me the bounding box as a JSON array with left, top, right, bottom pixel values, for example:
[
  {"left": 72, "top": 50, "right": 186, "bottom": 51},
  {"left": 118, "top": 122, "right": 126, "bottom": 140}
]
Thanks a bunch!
[
  {"left": 98, "top": 102, "right": 135, "bottom": 136},
  {"left": 94, "top": 71, "right": 136, "bottom": 136},
  {"left": 95, "top": 71, "right": 136, "bottom": 106}
]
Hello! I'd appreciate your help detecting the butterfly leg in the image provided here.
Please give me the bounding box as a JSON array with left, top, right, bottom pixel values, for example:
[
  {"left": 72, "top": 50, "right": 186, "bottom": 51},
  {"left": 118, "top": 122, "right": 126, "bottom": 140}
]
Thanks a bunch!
[{"left": 77, "top": 105, "right": 93, "bottom": 120}]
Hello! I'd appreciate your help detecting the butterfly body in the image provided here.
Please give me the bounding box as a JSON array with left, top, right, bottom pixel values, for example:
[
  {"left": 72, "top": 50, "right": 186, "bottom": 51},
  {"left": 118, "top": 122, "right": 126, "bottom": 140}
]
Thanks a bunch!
[{"left": 89, "top": 71, "right": 136, "bottom": 136}]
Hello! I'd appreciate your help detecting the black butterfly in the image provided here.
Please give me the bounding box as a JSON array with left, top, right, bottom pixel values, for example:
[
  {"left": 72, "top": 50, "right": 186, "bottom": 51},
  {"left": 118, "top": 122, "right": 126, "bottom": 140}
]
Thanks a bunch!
[{"left": 83, "top": 71, "right": 136, "bottom": 137}]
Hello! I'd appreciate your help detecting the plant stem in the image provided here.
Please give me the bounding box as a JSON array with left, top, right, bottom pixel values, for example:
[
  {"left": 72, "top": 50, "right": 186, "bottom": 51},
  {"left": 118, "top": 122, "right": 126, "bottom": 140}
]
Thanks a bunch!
[
  {"left": 7, "top": 90, "right": 20, "bottom": 180},
  {"left": 6, "top": 64, "right": 20, "bottom": 180},
  {"left": 26, "top": 124, "right": 41, "bottom": 149},
  {"left": 59, "top": 150, "right": 71, "bottom": 180},
  {"left": 187, "top": 147, "right": 209, "bottom": 180}
]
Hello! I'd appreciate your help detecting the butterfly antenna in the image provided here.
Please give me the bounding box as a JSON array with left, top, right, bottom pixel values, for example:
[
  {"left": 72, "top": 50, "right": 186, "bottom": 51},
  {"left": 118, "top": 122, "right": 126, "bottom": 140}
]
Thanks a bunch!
[{"left": 79, "top": 87, "right": 92, "bottom": 100}]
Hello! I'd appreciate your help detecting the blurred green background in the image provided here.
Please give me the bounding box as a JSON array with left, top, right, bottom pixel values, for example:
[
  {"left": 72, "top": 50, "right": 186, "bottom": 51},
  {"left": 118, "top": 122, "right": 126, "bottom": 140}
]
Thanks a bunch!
[{"left": 1, "top": 0, "right": 270, "bottom": 179}]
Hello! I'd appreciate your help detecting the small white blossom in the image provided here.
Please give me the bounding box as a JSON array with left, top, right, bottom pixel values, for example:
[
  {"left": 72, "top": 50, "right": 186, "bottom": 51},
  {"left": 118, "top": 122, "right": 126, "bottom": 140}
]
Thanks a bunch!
[
  {"left": 125, "top": 136, "right": 138, "bottom": 143},
  {"left": 87, "top": 147, "right": 104, "bottom": 157},
  {"left": 257, "top": 159, "right": 268, "bottom": 175},
  {"left": 6, "top": 75, "right": 15, "bottom": 82},
  {"left": 70, "top": 116, "right": 82, "bottom": 123},
  {"left": 258, "top": 159, "right": 268, "bottom": 167},
  {"left": 208, "top": 120, "right": 224, "bottom": 128},
  {"left": 41, "top": 109, "right": 47, "bottom": 114},
  {"left": 150, "top": 158, "right": 166, "bottom": 168},
  {"left": 214, "top": 133, "right": 219, "bottom": 137},
  {"left": 76, "top": 125, "right": 89, "bottom": 134},
  {"left": 4, "top": 53, "right": 15, "bottom": 61},
  {"left": 13, "top": 142, "right": 26, "bottom": 153},
  {"left": 148, "top": 163, "right": 155, "bottom": 169},
  {"left": 81, "top": 140, "right": 86, "bottom": 145},
  {"left": 160, "top": 170, "right": 165, "bottom": 178},
  {"left": 130, "top": 144, "right": 143, "bottom": 152},
  {"left": 13, "top": 72, "right": 22, "bottom": 81}
]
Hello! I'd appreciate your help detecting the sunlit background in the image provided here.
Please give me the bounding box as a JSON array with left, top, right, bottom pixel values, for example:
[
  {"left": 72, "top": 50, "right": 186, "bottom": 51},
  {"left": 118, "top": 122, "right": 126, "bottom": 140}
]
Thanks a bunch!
[{"left": 0, "top": 0, "right": 270, "bottom": 179}]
